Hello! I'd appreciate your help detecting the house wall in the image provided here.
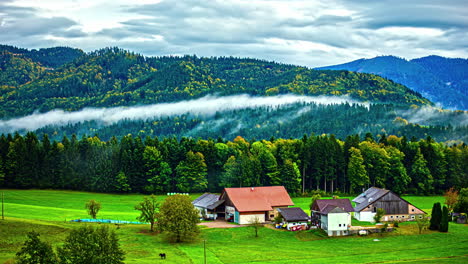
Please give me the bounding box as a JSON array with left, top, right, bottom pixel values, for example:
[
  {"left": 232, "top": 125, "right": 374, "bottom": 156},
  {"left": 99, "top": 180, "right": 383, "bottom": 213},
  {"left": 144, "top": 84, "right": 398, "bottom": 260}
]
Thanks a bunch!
[
  {"left": 373, "top": 192, "right": 409, "bottom": 214},
  {"left": 356, "top": 211, "right": 376, "bottom": 222},
  {"left": 238, "top": 212, "right": 265, "bottom": 225}
]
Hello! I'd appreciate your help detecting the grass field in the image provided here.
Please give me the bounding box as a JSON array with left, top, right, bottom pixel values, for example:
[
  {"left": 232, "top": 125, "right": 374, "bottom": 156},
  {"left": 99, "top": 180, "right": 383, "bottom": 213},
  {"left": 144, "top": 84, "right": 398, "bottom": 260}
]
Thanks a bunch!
[{"left": 0, "top": 189, "right": 466, "bottom": 264}]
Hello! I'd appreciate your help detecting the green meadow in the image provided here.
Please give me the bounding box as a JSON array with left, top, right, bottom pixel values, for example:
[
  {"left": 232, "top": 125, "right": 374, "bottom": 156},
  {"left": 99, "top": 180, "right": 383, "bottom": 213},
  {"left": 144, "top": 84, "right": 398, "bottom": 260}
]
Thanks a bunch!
[{"left": 0, "top": 189, "right": 466, "bottom": 264}]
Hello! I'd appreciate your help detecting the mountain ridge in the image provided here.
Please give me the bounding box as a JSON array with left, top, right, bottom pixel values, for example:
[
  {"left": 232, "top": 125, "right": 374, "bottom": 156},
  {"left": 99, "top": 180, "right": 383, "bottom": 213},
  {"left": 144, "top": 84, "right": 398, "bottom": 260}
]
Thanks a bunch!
[
  {"left": 317, "top": 55, "right": 468, "bottom": 110},
  {"left": 0, "top": 45, "right": 430, "bottom": 118}
]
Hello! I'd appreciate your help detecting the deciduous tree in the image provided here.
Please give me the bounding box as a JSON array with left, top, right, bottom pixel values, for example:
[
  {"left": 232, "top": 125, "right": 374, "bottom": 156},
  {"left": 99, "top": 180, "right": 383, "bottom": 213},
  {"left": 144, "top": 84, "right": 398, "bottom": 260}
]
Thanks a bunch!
[
  {"left": 134, "top": 195, "right": 159, "bottom": 232},
  {"left": 85, "top": 200, "right": 101, "bottom": 219},
  {"left": 16, "top": 231, "right": 57, "bottom": 264},
  {"left": 57, "top": 225, "right": 125, "bottom": 264},
  {"left": 157, "top": 194, "right": 200, "bottom": 242}
]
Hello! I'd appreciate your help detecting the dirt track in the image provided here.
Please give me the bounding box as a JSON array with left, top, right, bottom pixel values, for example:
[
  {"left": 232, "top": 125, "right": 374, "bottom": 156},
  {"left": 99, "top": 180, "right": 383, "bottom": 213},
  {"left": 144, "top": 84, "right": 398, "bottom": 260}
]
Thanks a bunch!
[{"left": 198, "top": 220, "right": 242, "bottom": 228}]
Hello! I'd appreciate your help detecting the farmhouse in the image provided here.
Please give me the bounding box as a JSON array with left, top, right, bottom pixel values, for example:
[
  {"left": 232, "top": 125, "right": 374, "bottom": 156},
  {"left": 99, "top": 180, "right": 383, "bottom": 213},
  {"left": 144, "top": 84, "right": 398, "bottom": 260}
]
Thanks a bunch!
[
  {"left": 277, "top": 207, "right": 309, "bottom": 231},
  {"left": 220, "top": 186, "right": 294, "bottom": 224},
  {"left": 192, "top": 193, "right": 224, "bottom": 220},
  {"left": 311, "top": 199, "right": 354, "bottom": 236},
  {"left": 353, "top": 187, "right": 425, "bottom": 222}
]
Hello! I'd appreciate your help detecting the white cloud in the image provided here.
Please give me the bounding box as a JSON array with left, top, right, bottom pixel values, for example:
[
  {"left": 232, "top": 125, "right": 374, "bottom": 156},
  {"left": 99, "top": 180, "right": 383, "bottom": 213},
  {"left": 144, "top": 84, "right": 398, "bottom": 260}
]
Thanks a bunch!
[{"left": 0, "top": 94, "right": 368, "bottom": 133}]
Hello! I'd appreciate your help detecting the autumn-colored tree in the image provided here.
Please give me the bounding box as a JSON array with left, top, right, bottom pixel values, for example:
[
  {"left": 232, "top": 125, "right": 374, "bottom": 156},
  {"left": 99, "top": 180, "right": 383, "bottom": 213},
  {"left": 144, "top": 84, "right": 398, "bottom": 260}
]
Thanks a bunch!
[{"left": 444, "top": 187, "right": 459, "bottom": 213}]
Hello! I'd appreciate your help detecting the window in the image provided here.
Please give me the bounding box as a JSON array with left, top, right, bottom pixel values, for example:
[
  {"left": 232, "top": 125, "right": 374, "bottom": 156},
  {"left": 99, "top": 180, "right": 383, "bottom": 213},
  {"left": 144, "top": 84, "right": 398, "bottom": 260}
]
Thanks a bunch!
[
  {"left": 412, "top": 209, "right": 415, "bottom": 212},
  {"left": 402, "top": 216, "right": 405, "bottom": 218},
  {"left": 396, "top": 216, "right": 399, "bottom": 218},
  {"left": 419, "top": 216, "right": 423, "bottom": 219},
  {"left": 391, "top": 216, "right": 394, "bottom": 219},
  {"left": 411, "top": 216, "right": 415, "bottom": 219},
  {"left": 339, "top": 224, "right": 341, "bottom": 227}
]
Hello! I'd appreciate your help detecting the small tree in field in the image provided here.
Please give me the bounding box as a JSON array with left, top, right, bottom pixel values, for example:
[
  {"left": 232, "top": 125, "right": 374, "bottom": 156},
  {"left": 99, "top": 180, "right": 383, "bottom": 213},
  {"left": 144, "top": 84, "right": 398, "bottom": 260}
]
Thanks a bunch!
[
  {"left": 16, "top": 231, "right": 57, "bottom": 264},
  {"left": 444, "top": 187, "right": 458, "bottom": 213},
  {"left": 248, "top": 216, "right": 263, "bottom": 238},
  {"left": 157, "top": 194, "right": 200, "bottom": 242},
  {"left": 415, "top": 215, "right": 429, "bottom": 234},
  {"left": 85, "top": 200, "right": 101, "bottom": 219},
  {"left": 134, "top": 195, "right": 159, "bottom": 232},
  {"left": 373, "top": 208, "right": 385, "bottom": 223},
  {"left": 439, "top": 206, "right": 449, "bottom": 232},
  {"left": 429, "top": 202, "right": 442, "bottom": 230}
]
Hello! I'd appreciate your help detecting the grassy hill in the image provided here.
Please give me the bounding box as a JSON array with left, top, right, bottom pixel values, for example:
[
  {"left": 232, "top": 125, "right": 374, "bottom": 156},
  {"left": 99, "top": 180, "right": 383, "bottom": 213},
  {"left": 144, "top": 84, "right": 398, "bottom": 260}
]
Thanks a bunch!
[
  {"left": 0, "top": 46, "right": 431, "bottom": 118},
  {"left": 1, "top": 189, "right": 465, "bottom": 264}
]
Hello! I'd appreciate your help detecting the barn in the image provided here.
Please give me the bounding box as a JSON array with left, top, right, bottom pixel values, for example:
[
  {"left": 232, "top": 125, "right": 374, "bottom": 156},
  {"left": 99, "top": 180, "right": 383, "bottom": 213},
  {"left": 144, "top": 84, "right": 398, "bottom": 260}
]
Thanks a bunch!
[
  {"left": 353, "top": 187, "right": 426, "bottom": 222},
  {"left": 220, "top": 186, "right": 294, "bottom": 225}
]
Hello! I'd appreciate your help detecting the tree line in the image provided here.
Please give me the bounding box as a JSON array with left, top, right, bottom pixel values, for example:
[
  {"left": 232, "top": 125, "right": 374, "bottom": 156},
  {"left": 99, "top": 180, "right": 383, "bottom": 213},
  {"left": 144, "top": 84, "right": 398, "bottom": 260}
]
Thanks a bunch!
[{"left": 0, "top": 132, "right": 466, "bottom": 195}]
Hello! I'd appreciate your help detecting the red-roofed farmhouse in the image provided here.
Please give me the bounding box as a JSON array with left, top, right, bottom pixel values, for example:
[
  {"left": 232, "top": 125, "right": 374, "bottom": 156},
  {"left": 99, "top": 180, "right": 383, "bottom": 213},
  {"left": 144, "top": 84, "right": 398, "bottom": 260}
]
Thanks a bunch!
[{"left": 220, "top": 186, "right": 294, "bottom": 224}]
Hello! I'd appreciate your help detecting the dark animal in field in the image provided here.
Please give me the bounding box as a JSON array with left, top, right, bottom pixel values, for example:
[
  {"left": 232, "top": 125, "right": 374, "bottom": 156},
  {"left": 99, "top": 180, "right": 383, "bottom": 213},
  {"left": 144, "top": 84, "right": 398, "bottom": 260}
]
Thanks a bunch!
[{"left": 159, "top": 253, "right": 166, "bottom": 259}]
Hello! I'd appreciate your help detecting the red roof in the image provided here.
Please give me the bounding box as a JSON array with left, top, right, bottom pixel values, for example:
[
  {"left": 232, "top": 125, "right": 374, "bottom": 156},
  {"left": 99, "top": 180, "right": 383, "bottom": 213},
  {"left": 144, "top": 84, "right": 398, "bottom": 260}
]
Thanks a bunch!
[{"left": 223, "top": 186, "right": 294, "bottom": 212}]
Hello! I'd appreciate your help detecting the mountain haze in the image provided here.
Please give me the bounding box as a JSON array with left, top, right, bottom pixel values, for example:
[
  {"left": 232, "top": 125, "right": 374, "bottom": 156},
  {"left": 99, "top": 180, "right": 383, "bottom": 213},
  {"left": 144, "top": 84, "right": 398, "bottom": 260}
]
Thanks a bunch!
[{"left": 317, "top": 55, "right": 468, "bottom": 110}]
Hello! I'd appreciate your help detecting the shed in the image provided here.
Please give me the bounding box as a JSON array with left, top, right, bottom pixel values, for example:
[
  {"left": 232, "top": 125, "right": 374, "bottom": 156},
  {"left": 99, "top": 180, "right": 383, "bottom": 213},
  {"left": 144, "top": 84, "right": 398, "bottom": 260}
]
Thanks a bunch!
[
  {"left": 192, "top": 193, "right": 224, "bottom": 220},
  {"left": 277, "top": 207, "right": 309, "bottom": 231}
]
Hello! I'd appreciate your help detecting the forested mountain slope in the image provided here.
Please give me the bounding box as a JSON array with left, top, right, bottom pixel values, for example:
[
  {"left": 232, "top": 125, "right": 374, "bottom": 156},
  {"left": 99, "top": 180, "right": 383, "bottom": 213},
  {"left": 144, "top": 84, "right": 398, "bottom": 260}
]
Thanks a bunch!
[
  {"left": 317, "top": 55, "right": 468, "bottom": 110},
  {"left": 0, "top": 46, "right": 430, "bottom": 118}
]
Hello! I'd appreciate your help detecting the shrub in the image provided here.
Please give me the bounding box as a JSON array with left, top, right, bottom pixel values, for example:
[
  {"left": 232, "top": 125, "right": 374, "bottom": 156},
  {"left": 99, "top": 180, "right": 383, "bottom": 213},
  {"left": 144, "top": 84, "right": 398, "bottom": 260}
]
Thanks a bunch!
[{"left": 429, "top": 202, "right": 442, "bottom": 230}]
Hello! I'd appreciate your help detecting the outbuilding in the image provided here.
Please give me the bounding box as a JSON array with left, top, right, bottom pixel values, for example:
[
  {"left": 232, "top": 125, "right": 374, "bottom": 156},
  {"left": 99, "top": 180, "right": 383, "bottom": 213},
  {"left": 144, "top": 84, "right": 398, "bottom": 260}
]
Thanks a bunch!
[
  {"left": 277, "top": 207, "right": 309, "bottom": 231},
  {"left": 192, "top": 193, "right": 224, "bottom": 220}
]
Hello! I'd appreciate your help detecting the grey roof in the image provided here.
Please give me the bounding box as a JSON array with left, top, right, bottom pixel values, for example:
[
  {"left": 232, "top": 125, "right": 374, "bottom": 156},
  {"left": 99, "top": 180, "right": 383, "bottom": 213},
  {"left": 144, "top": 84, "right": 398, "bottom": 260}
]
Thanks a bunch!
[
  {"left": 312, "top": 199, "right": 354, "bottom": 214},
  {"left": 206, "top": 199, "right": 225, "bottom": 210},
  {"left": 192, "top": 193, "right": 220, "bottom": 209},
  {"left": 325, "top": 206, "right": 348, "bottom": 214},
  {"left": 353, "top": 187, "right": 390, "bottom": 212},
  {"left": 277, "top": 207, "right": 310, "bottom": 221}
]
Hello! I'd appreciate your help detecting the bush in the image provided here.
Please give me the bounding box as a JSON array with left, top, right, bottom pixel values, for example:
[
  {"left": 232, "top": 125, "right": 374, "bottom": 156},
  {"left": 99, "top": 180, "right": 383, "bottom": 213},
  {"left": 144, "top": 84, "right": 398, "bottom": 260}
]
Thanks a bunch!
[{"left": 373, "top": 208, "right": 385, "bottom": 223}]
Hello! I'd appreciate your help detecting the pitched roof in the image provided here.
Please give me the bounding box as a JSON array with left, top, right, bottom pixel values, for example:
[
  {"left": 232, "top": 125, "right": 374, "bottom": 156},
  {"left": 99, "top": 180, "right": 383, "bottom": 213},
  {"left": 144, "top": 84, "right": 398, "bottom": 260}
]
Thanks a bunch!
[
  {"left": 223, "top": 186, "right": 294, "bottom": 212},
  {"left": 323, "top": 205, "right": 347, "bottom": 214},
  {"left": 353, "top": 187, "right": 390, "bottom": 212},
  {"left": 192, "top": 193, "right": 220, "bottom": 209},
  {"left": 277, "top": 207, "right": 310, "bottom": 222},
  {"left": 312, "top": 199, "right": 354, "bottom": 214}
]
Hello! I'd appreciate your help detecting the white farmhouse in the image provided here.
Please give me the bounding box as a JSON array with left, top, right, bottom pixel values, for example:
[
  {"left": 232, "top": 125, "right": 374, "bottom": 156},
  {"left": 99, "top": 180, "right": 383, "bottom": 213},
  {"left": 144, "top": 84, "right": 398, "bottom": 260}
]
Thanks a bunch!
[{"left": 311, "top": 199, "right": 354, "bottom": 236}]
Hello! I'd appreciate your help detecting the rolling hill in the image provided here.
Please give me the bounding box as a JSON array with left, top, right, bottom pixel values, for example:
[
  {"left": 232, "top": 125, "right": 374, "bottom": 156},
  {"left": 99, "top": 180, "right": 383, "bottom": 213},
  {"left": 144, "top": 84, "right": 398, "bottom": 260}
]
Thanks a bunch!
[
  {"left": 0, "top": 46, "right": 431, "bottom": 119},
  {"left": 317, "top": 55, "right": 468, "bottom": 110}
]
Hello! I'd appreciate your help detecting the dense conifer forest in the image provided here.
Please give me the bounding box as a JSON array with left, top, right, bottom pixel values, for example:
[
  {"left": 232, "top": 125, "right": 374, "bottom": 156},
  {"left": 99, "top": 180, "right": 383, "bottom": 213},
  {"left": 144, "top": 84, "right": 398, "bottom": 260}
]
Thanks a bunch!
[{"left": 0, "top": 132, "right": 466, "bottom": 195}]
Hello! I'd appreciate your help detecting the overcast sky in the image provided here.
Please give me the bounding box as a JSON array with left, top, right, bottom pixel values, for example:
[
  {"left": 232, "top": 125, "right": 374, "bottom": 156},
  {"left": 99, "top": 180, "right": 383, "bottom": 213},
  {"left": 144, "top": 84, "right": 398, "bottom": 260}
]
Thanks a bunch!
[{"left": 1, "top": 0, "right": 467, "bottom": 67}]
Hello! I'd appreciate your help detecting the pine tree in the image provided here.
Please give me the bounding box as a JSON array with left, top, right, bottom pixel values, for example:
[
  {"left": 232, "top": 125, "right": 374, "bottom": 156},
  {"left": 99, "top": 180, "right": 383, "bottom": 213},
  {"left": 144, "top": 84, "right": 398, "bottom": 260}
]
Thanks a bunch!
[{"left": 429, "top": 202, "right": 442, "bottom": 230}]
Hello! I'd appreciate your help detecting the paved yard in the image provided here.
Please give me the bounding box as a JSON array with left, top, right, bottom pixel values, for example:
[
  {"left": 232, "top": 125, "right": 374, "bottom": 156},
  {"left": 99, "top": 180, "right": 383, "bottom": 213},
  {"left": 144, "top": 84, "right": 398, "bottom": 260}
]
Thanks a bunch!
[{"left": 198, "top": 220, "right": 242, "bottom": 228}]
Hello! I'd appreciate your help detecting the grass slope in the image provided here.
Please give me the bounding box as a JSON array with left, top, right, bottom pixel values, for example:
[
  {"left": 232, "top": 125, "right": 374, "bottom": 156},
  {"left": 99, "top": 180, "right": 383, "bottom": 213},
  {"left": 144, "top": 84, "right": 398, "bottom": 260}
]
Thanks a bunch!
[{"left": 0, "top": 190, "right": 466, "bottom": 264}]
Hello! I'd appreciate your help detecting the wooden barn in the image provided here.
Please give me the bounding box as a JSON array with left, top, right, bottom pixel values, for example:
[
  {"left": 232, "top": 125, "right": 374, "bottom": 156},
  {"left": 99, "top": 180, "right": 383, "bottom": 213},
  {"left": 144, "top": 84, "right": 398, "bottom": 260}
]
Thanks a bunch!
[
  {"left": 353, "top": 187, "right": 425, "bottom": 222},
  {"left": 220, "top": 186, "right": 294, "bottom": 224}
]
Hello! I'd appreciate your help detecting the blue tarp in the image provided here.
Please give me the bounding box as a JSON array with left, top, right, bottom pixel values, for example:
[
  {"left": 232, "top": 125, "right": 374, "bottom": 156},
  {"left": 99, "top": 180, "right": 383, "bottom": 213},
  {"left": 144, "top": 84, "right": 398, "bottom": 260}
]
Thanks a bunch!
[{"left": 70, "top": 219, "right": 147, "bottom": 224}]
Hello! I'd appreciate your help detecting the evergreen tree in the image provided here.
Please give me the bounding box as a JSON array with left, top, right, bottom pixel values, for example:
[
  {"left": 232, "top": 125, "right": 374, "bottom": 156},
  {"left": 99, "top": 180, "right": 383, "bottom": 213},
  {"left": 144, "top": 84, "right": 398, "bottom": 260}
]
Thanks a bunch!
[
  {"left": 175, "top": 151, "right": 208, "bottom": 192},
  {"left": 439, "top": 205, "right": 449, "bottom": 232},
  {"left": 410, "top": 148, "right": 434, "bottom": 195},
  {"left": 429, "top": 202, "right": 442, "bottom": 230}
]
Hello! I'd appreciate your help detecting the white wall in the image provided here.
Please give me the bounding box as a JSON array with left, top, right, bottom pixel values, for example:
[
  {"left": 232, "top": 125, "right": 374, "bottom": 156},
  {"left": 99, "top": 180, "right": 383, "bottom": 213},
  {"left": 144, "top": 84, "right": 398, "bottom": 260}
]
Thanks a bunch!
[
  {"left": 356, "top": 211, "right": 376, "bottom": 222},
  {"left": 327, "top": 213, "right": 350, "bottom": 231},
  {"left": 238, "top": 214, "right": 265, "bottom": 225}
]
